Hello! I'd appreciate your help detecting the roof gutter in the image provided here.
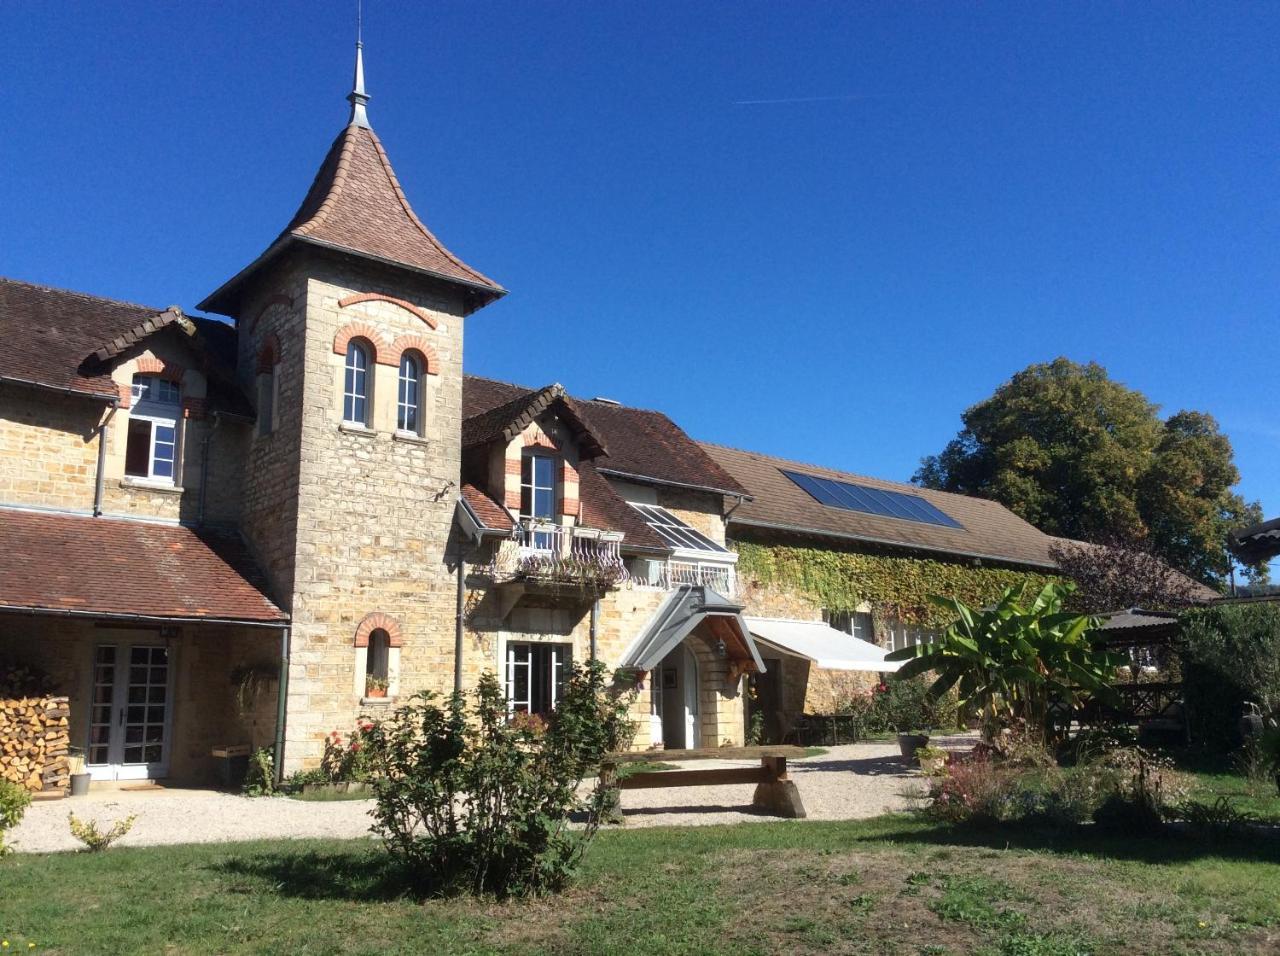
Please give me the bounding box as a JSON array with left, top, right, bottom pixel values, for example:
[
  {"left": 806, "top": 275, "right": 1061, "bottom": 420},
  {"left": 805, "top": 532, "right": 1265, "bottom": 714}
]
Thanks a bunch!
[
  {"left": 0, "top": 604, "right": 289, "bottom": 629},
  {"left": 727, "top": 517, "right": 1060, "bottom": 571},
  {"left": 0, "top": 374, "right": 118, "bottom": 403},
  {"left": 595, "top": 467, "right": 753, "bottom": 502}
]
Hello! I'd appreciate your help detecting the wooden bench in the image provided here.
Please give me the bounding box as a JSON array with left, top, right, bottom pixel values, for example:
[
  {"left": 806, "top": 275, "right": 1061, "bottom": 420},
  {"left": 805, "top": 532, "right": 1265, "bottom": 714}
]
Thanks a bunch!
[{"left": 600, "top": 745, "right": 809, "bottom": 820}]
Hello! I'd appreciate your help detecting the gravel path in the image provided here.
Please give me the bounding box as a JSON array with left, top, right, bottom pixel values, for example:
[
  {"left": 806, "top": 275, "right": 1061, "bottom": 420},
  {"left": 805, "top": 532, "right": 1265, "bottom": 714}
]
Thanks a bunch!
[{"left": 9, "top": 735, "right": 975, "bottom": 854}]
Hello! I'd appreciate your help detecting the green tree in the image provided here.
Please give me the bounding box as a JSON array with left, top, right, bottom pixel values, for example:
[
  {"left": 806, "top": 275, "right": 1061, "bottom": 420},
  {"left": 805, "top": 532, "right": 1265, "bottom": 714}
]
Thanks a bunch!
[{"left": 914, "top": 358, "right": 1262, "bottom": 585}]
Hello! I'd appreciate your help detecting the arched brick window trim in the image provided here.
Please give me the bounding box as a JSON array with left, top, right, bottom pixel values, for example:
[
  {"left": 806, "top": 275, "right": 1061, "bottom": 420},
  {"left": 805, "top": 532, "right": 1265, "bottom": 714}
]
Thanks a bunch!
[
  {"left": 249, "top": 294, "right": 293, "bottom": 332},
  {"left": 133, "top": 356, "right": 184, "bottom": 382},
  {"left": 256, "top": 333, "right": 282, "bottom": 374},
  {"left": 386, "top": 335, "right": 439, "bottom": 374},
  {"left": 354, "top": 612, "right": 404, "bottom": 648},
  {"left": 332, "top": 322, "right": 387, "bottom": 364},
  {"left": 338, "top": 292, "right": 438, "bottom": 330}
]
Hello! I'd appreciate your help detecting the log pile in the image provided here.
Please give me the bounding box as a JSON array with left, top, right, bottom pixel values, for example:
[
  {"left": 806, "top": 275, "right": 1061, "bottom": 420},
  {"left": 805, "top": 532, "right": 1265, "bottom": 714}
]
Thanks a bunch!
[{"left": 1, "top": 696, "right": 71, "bottom": 793}]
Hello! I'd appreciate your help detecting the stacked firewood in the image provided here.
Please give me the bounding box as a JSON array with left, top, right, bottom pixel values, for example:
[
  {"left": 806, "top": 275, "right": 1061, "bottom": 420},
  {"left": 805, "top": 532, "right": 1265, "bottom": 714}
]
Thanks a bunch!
[{"left": 1, "top": 696, "right": 71, "bottom": 793}]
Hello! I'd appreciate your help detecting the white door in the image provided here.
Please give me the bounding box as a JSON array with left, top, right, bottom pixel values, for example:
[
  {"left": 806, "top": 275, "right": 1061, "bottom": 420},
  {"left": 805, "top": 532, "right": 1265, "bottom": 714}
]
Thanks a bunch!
[
  {"left": 658, "top": 644, "right": 700, "bottom": 749},
  {"left": 681, "top": 645, "right": 700, "bottom": 749},
  {"left": 87, "top": 642, "right": 175, "bottom": 781}
]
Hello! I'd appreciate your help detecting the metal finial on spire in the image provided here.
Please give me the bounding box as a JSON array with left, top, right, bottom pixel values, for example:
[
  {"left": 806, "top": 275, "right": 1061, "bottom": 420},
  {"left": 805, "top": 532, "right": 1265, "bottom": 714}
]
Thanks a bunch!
[{"left": 347, "top": 4, "right": 370, "bottom": 128}]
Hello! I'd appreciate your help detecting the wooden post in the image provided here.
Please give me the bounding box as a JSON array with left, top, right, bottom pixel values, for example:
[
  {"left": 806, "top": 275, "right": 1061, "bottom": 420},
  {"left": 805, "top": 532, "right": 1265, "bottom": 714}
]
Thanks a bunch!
[
  {"left": 598, "top": 759, "right": 624, "bottom": 825},
  {"left": 751, "top": 755, "right": 807, "bottom": 818}
]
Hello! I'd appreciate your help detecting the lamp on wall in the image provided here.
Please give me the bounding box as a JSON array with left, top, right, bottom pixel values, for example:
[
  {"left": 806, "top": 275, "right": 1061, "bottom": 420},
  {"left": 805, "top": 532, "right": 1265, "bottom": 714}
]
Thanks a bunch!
[{"left": 714, "top": 638, "right": 727, "bottom": 659}]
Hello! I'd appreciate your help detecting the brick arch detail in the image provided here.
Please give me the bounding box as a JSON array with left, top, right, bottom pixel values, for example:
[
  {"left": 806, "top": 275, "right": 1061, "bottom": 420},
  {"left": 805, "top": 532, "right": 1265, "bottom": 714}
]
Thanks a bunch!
[
  {"left": 256, "top": 332, "right": 282, "bottom": 373},
  {"left": 133, "top": 356, "right": 184, "bottom": 382},
  {"left": 249, "top": 294, "right": 293, "bottom": 332},
  {"left": 386, "top": 335, "right": 440, "bottom": 374},
  {"left": 354, "top": 612, "right": 404, "bottom": 648},
  {"left": 332, "top": 322, "right": 387, "bottom": 365},
  {"left": 338, "top": 292, "right": 438, "bottom": 330}
]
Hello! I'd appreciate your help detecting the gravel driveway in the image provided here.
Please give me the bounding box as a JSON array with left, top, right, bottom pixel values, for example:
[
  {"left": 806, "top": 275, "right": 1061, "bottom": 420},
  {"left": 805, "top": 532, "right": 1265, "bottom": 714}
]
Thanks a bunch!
[{"left": 9, "top": 735, "right": 974, "bottom": 854}]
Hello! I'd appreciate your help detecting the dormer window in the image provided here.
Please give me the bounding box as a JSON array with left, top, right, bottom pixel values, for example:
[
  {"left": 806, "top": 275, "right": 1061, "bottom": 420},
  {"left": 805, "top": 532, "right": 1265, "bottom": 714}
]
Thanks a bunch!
[
  {"left": 343, "top": 340, "right": 372, "bottom": 426},
  {"left": 125, "top": 375, "right": 181, "bottom": 484},
  {"left": 520, "top": 452, "right": 557, "bottom": 549}
]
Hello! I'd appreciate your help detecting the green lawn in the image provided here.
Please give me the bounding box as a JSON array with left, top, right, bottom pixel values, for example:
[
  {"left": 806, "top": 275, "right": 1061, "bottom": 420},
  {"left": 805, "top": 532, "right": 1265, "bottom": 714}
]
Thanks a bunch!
[{"left": 2, "top": 816, "right": 1278, "bottom": 955}]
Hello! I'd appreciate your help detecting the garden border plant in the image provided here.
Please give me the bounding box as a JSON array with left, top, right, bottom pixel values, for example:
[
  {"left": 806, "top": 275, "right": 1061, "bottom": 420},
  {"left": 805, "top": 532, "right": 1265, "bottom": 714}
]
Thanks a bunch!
[{"left": 359, "top": 659, "right": 635, "bottom": 898}]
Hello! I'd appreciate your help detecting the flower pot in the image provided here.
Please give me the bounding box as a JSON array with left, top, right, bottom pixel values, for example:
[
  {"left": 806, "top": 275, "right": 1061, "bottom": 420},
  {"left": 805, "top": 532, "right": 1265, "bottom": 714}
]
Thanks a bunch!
[
  {"left": 69, "top": 772, "right": 92, "bottom": 797},
  {"left": 897, "top": 733, "right": 930, "bottom": 761},
  {"left": 365, "top": 686, "right": 387, "bottom": 699}
]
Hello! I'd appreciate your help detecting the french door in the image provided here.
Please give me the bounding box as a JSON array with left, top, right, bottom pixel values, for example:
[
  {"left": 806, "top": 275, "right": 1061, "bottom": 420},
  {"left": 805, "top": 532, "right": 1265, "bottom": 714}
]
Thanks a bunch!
[{"left": 87, "top": 642, "right": 175, "bottom": 781}]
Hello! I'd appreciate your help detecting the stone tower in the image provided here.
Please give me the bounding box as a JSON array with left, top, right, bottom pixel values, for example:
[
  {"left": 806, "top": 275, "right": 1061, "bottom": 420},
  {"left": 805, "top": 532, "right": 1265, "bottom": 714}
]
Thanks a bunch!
[{"left": 199, "top": 43, "right": 505, "bottom": 770}]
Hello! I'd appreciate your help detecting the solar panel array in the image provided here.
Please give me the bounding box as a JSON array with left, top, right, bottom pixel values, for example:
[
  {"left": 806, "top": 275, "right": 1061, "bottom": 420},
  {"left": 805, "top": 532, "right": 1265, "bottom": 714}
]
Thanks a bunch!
[
  {"left": 631, "top": 503, "right": 730, "bottom": 553},
  {"left": 780, "top": 470, "right": 964, "bottom": 529}
]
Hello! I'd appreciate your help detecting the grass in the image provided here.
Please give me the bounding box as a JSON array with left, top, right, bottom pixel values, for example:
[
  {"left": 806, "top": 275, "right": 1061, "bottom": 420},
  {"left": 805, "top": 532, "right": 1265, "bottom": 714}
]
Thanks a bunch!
[{"left": 2, "top": 815, "right": 1278, "bottom": 955}]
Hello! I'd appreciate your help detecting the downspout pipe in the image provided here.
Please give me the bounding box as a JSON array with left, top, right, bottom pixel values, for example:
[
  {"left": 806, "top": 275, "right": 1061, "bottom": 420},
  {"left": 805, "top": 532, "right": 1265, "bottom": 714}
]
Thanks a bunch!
[
  {"left": 590, "top": 599, "right": 599, "bottom": 661},
  {"left": 93, "top": 401, "right": 120, "bottom": 517},
  {"left": 454, "top": 549, "right": 466, "bottom": 694},
  {"left": 273, "top": 626, "right": 291, "bottom": 786},
  {"left": 197, "top": 412, "right": 223, "bottom": 527}
]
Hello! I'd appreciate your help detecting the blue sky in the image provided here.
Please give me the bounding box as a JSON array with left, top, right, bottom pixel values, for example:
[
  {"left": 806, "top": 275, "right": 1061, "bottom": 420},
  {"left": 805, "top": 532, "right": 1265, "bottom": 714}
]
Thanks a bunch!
[{"left": 7, "top": 2, "right": 1277, "bottom": 564}]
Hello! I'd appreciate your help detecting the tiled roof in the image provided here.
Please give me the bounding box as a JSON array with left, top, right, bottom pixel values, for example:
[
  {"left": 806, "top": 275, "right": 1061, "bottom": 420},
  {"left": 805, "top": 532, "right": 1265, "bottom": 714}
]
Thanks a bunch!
[
  {"left": 0, "top": 278, "right": 174, "bottom": 399},
  {"left": 0, "top": 278, "right": 252, "bottom": 417},
  {"left": 463, "top": 376, "right": 748, "bottom": 497},
  {"left": 701, "top": 442, "right": 1059, "bottom": 569},
  {"left": 201, "top": 124, "right": 504, "bottom": 316},
  {"left": 460, "top": 484, "right": 514, "bottom": 533},
  {"left": 1047, "top": 537, "right": 1221, "bottom": 603},
  {"left": 1230, "top": 516, "right": 1280, "bottom": 564},
  {"left": 0, "top": 508, "right": 286, "bottom": 624},
  {"left": 577, "top": 462, "right": 667, "bottom": 552},
  {"left": 461, "top": 383, "right": 606, "bottom": 458}
]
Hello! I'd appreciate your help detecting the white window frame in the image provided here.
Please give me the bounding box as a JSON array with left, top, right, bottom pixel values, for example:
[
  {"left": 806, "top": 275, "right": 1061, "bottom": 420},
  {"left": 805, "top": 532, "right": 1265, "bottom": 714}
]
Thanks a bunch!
[
  {"left": 343, "top": 341, "right": 371, "bottom": 426},
  {"left": 396, "top": 352, "right": 424, "bottom": 435},
  {"left": 825, "top": 609, "right": 874, "bottom": 643},
  {"left": 504, "top": 641, "right": 572, "bottom": 717},
  {"left": 520, "top": 452, "right": 558, "bottom": 551},
  {"left": 126, "top": 376, "right": 182, "bottom": 486}
]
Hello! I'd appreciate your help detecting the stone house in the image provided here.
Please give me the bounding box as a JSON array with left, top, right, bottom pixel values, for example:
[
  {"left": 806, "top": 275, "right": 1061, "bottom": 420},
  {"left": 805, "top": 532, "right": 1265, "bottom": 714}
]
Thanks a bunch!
[{"left": 0, "top": 47, "right": 1199, "bottom": 787}]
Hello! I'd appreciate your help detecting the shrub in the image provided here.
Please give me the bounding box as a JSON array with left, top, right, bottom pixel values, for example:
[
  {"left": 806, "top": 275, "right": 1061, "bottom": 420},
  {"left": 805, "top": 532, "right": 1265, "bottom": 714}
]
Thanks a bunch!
[
  {"left": 1172, "top": 796, "right": 1258, "bottom": 836},
  {"left": 1180, "top": 602, "right": 1280, "bottom": 749},
  {"left": 319, "top": 723, "right": 377, "bottom": 783},
  {"left": 68, "top": 812, "right": 136, "bottom": 851},
  {"left": 923, "top": 752, "right": 1024, "bottom": 825},
  {"left": 242, "top": 747, "right": 276, "bottom": 796},
  {"left": 0, "top": 780, "right": 32, "bottom": 856},
  {"left": 361, "top": 660, "right": 634, "bottom": 898}
]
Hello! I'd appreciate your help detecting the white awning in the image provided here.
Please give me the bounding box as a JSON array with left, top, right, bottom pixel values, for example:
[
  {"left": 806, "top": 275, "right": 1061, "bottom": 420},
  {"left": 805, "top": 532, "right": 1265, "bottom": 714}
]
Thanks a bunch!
[{"left": 744, "top": 617, "right": 902, "bottom": 672}]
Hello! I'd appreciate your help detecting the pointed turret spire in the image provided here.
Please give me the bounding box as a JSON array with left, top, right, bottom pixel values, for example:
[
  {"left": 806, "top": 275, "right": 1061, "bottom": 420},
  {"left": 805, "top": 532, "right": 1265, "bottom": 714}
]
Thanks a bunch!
[{"left": 347, "top": 41, "right": 371, "bottom": 128}]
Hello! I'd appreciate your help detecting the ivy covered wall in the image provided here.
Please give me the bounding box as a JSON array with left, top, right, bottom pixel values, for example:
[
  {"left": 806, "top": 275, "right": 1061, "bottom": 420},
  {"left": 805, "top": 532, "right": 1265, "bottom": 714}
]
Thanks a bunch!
[{"left": 734, "top": 540, "right": 1059, "bottom": 626}]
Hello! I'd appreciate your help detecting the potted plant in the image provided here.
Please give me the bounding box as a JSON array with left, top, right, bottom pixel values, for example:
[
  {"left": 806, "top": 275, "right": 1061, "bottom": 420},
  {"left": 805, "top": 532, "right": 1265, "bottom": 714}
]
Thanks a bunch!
[
  {"left": 897, "top": 729, "right": 931, "bottom": 761},
  {"left": 915, "top": 744, "right": 948, "bottom": 774},
  {"left": 365, "top": 676, "right": 389, "bottom": 699}
]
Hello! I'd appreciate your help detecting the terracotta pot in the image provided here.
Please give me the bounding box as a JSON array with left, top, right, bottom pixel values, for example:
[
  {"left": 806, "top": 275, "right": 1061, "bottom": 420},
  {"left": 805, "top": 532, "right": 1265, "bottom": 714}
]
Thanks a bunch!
[{"left": 366, "top": 686, "right": 388, "bottom": 699}]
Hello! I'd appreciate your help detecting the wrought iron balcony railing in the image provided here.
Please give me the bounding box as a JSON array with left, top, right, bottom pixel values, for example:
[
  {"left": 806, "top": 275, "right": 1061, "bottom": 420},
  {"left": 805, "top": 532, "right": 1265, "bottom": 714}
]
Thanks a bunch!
[{"left": 482, "top": 522, "right": 628, "bottom": 591}]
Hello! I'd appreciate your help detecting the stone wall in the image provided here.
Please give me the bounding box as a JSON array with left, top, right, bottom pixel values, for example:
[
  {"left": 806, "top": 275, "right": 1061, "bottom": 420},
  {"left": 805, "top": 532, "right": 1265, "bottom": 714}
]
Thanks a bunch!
[
  {"left": 0, "top": 696, "right": 70, "bottom": 793},
  {"left": 0, "top": 385, "right": 103, "bottom": 511},
  {"left": 269, "top": 255, "right": 469, "bottom": 771}
]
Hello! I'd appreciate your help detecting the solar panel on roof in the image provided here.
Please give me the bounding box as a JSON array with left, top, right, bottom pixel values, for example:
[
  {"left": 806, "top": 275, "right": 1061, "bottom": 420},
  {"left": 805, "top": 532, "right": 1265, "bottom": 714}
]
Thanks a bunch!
[
  {"left": 780, "top": 470, "right": 964, "bottom": 529},
  {"left": 630, "top": 503, "right": 730, "bottom": 553}
]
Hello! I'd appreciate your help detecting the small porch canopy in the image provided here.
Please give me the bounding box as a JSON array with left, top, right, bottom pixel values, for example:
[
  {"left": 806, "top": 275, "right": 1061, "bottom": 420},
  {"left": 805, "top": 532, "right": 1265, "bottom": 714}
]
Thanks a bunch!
[
  {"left": 621, "top": 585, "right": 766, "bottom": 677},
  {"left": 745, "top": 617, "right": 901, "bottom": 673}
]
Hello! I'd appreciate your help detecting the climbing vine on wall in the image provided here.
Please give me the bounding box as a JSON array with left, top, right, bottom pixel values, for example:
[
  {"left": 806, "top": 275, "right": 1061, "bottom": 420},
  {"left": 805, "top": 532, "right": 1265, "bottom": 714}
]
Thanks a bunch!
[{"left": 734, "top": 541, "right": 1059, "bottom": 626}]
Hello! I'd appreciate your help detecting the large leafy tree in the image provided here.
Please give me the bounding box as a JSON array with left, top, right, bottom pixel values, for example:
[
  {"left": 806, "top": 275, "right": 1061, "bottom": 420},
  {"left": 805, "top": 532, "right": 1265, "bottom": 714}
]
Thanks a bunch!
[{"left": 914, "top": 358, "right": 1263, "bottom": 585}]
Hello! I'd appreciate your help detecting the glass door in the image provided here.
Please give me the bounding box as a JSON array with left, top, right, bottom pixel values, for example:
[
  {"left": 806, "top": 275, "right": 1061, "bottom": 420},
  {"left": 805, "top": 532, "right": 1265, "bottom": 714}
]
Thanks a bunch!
[{"left": 87, "top": 643, "right": 174, "bottom": 781}]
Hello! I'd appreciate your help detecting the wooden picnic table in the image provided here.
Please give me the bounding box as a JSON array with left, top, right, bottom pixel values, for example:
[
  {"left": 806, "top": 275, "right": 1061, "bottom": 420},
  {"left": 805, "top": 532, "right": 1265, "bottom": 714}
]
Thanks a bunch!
[{"left": 600, "top": 745, "right": 809, "bottom": 819}]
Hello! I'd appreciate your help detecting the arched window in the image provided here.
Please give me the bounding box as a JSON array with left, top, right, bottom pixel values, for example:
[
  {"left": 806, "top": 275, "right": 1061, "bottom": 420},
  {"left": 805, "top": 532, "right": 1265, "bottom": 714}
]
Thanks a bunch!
[
  {"left": 125, "top": 374, "right": 181, "bottom": 483},
  {"left": 343, "top": 340, "right": 371, "bottom": 425},
  {"left": 365, "top": 628, "right": 390, "bottom": 696},
  {"left": 397, "top": 351, "right": 423, "bottom": 434}
]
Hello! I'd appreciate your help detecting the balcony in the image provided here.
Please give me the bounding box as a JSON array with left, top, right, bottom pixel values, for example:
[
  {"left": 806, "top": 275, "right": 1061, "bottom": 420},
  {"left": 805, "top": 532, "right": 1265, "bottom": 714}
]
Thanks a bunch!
[
  {"left": 632, "top": 558, "right": 738, "bottom": 598},
  {"left": 481, "top": 521, "right": 628, "bottom": 596}
]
